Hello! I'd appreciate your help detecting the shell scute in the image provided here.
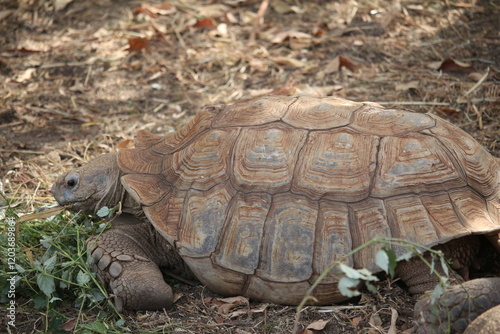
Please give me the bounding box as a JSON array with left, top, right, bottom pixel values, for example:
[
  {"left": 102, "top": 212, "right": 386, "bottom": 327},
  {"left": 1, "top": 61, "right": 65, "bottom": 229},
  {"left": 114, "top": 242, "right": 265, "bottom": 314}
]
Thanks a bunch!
[
  {"left": 213, "top": 95, "right": 294, "bottom": 127},
  {"left": 143, "top": 189, "right": 186, "bottom": 245},
  {"left": 384, "top": 196, "right": 440, "bottom": 252},
  {"left": 348, "top": 198, "right": 391, "bottom": 271},
  {"left": 213, "top": 193, "right": 271, "bottom": 274},
  {"left": 449, "top": 188, "right": 498, "bottom": 233},
  {"left": 232, "top": 123, "right": 307, "bottom": 193},
  {"left": 151, "top": 108, "right": 218, "bottom": 154},
  {"left": 312, "top": 201, "right": 352, "bottom": 283},
  {"left": 256, "top": 194, "right": 318, "bottom": 282},
  {"left": 118, "top": 147, "right": 164, "bottom": 174},
  {"left": 177, "top": 183, "right": 236, "bottom": 258},
  {"left": 121, "top": 174, "right": 170, "bottom": 206},
  {"left": 282, "top": 95, "right": 358, "bottom": 129},
  {"left": 429, "top": 116, "right": 500, "bottom": 197},
  {"left": 164, "top": 128, "right": 240, "bottom": 190},
  {"left": 350, "top": 106, "right": 435, "bottom": 136},
  {"left": 372, "top": 134, "right": 467, "bottom": 197},
  {"left": 420, "top": 193, "right": 471, "bottom": 241},
  {"left": 292, "top": 129, "right": 378, "bottom": 202}
]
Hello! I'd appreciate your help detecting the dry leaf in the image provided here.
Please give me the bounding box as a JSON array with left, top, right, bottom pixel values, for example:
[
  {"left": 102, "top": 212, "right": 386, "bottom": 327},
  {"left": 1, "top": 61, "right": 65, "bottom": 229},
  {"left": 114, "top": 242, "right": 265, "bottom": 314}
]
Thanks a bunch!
[
  {"left": 228, "top": 303, "right": 268, "bottom": 319},
  {"left": 133, "top": 2, "right": 176, "bottom": 17},
  {"left": 271, "top": 0, "right": 295, "bottom": 14},
  {"left": 18, "top": 206, "right": 65, "bottom": 223},
  {"left": 395, "top": 81, "right": 419, "bottom": 91},
  {"left": 128, "top": 37, "right": 150, "bottom": 52},
  {"left": 468, "top": 72, "right": 484, "bottom": 81},
  {"left": 306, "top": 319, "right": 330, "bottom": 330},
  {"left": 438, "top": 58, "right": 475, "bottom": 73},
  {"left": 59, "top": 318, "right": 76, "bottom": 331},
  {"left": 271, "top": 30, "right": 313, "bottom": 44},
  {"left": 194, "top": 18, "right": 216, "bottom": 30},
  {"left": 387, "top": 308, "right": 398, "bottom": 334},
  {"left": 54, "top": 0, "right": 73, "bottom": 11},
  {"left": 13, "top": 68, "right": 36, "bottom": 83},
  {"left": 272, "top": 56, "right": 305, "bottom": 68},
  {"left": 338, "top": 56, "right": 358, "bottom": 72},
  {"left": 368, "top": 312, "right": 383, "bottom": 330},
  {"left": 218, "top": 302, "right": 237, "bottom": 315},
  {"left": 324, "top": 56, "right": 358, "bottom": 74},
  {"left": 217, "top": 296, "right": 250, "bottom": 305}
]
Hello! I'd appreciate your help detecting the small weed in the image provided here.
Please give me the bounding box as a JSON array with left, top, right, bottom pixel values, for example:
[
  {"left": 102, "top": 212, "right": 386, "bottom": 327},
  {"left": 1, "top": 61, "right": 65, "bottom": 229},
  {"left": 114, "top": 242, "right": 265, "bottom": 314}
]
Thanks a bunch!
[{"left": 0, "top": 200, "right": 134, "bottom": 333}]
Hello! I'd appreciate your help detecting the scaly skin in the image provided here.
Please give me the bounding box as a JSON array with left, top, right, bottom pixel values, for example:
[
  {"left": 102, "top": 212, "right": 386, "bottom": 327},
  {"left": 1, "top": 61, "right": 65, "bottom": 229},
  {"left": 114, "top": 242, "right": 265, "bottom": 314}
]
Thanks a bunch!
[{"left": 86, "top": 214, "right": 194, "bottom": 311}]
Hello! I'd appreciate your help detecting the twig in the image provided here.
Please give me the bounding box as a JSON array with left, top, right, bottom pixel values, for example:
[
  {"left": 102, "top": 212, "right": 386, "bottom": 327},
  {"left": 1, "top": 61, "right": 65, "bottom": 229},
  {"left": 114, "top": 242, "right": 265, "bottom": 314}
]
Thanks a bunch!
[
  {"left": 249, "top": 0, "right": 270, "bottom": 44},
  {"left": 462, "top": 67, "right": 489, "bottom": 98}
]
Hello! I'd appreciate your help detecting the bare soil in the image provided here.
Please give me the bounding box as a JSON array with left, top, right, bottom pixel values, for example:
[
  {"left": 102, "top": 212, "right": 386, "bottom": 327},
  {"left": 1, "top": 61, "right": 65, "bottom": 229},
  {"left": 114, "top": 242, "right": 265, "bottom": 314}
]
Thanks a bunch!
[{"left": 1, "top": 0, "right": 499, "bottom": 333}]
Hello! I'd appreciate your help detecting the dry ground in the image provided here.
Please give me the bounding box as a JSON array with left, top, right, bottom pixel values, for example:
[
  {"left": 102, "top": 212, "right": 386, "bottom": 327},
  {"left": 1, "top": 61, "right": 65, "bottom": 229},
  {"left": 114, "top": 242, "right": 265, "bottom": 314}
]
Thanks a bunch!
[{"left": 1, "top": 0, "right": 499, "bottom": 333}]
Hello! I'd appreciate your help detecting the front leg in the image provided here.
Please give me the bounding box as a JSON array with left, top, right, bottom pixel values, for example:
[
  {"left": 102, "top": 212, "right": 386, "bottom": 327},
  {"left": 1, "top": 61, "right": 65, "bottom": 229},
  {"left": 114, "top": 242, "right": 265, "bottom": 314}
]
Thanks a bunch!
[{"left": 86, "top": 215, "right": 174, "bottom": 311}]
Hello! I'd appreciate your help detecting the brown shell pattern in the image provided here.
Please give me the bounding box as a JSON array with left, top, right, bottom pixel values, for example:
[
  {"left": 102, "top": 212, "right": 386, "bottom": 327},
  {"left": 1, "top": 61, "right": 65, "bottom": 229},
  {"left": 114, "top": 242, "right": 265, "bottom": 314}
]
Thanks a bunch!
[{"left": 118, "top": 95, "right": 500, "bottom": 305}]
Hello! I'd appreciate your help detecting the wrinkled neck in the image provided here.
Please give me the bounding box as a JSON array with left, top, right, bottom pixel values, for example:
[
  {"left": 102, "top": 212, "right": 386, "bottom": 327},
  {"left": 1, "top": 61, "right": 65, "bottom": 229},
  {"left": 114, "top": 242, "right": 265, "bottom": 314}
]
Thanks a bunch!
[{"left": 94, "top": 169, "right": 142, "bottom": 218}]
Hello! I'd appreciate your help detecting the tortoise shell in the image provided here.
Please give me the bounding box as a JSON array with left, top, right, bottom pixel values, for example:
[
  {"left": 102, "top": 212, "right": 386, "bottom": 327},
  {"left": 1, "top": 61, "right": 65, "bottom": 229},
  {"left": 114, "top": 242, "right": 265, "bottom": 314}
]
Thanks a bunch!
[{"left": 118, "top": 95, "right": 500, "bottom": 304}]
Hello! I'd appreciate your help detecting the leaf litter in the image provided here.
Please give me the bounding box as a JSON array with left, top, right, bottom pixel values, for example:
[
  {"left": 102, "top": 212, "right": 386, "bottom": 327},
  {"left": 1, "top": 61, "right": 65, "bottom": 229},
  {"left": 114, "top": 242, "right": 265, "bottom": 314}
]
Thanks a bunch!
[{"left": 1, "top": 0, "right": 499, "bottom": 333}]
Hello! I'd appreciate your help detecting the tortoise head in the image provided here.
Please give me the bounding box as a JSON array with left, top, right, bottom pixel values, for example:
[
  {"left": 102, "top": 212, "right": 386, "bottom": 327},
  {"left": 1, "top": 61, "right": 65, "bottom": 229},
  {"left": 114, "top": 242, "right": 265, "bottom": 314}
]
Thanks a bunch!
[{"left": 51, "top": 153, "right": 125, "bottom": 215}]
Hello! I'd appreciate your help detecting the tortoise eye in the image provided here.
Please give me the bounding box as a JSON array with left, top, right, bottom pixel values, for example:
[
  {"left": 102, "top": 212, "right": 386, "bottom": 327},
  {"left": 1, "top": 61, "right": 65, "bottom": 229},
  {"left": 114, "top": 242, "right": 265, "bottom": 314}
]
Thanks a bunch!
[{"left": 65, "top": 174, "right": 78, "bottom": 188}]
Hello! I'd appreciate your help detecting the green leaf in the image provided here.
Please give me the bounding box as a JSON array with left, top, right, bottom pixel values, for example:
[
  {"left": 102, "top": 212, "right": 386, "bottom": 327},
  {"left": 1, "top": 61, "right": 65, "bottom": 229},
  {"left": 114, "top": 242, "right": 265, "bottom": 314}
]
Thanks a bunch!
[
  {"left": 81, "top": 321, "right": 109, "bottom": 334},
  {"left": 338, "top": 277, "right": 361, "bottom": 297},
  {"left": 365, "top": 281, "right": 377, "bottom": 294},
  {"left": 37, "top": 273, "right": 55, "bottom": 297},
  {"left": 96, "top": 207, "right": 110, "bottom": 218},
  {"left": 115, "top": 319, "right": 126, "bottom": 327},
  {"left": 33, "top": 294, "right": 47, "bottom": 309},
  {"left": 396, "top": 251, "right": 413, "bottom": 262},
  {"left": 43, "top": 254, "right": 58, "bottom": 273},
  {"left": 40, "top": 236, "right": 53, "bottom": 249},
  {"left": 77, "top": 270, "right": 90, "bottom": 286},
  {"left": 339, "top": 263, "right": 378, "bottom": 281},
  {"left": 430, "top": 283, "right": 444, "bottom": 305},
  {"left": 15, "top": 264, "right": 26, "bottom": 273},
  {"left": 439, "top": 256, "right": 449, "bottom": 277},
  {"left": 376, "top": 248, "right": 397, "bottom": 278}
]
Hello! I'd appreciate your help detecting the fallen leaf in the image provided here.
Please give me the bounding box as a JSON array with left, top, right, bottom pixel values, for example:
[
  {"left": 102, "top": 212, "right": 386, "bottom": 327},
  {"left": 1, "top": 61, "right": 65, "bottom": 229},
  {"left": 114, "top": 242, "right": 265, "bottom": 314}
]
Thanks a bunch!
[
  {"left": 59, "top": 318, "right": 76, "bottom": 331},
  {"left": 227, "top": 303, "right": 268, "bottom": 319},
  {"left": 54, "top": 0, "right": 73, "bottom": 11},
  {"left": 271, "top": 30, "right": 313, "bottom": 44},
  {"left": 217, "top": 296, "right": 249, "bottom": 305},
  {"left": 272, "top": 56, "right": 305, "bottom": 68},
  {"left": 306, "top": 319, "right": 330, "bottom": 330},
  {"left": 133, "top": 2, "right": 176, "bottom": 17},
  {"left": 271, "top": 0, "right": 294, "bottom": 14},
  {"left": 194, "top": 17, "right": 216, "bottom": 30},
  {"left": 395, "top": 81, "right": 419, "bottom": 91},
  {"left": 387, "top": 308, "right": 398, "bottom": 334},
  {"left": 438, "top": 58, "right": 475, "bottom": 73},
  {"left": 468, "top": 72, "right": 484, "bottom": 81},
  {"left": 13, "top": 68, "right": 36, "bottom": 83},
  {"left": 218, "top": 302, "right": 237, "bottom": 315},
  {"left": 18, "top": 206, "right": 66, "bottom": 223},
  {"left": 324, "top": 56, "right": 358, "bottom": 74},
  {"left": 436, "top": 107, "right": 461, "bottom": 116},
  {"left": 128, "top": 37, "right": 150, "bottom": 52}
]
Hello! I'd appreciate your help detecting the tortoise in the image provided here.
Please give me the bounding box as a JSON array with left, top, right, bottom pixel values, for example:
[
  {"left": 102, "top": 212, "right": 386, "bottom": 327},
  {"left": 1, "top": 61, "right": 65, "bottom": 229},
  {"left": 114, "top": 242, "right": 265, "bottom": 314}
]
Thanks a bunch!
[{"left": 51, "top": 95, "right": 500, "bottom": 332}]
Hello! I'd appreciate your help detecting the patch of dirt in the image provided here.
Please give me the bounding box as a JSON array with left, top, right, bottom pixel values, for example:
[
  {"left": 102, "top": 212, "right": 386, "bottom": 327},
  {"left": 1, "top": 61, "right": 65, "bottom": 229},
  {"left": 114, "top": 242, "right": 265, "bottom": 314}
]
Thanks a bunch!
[{"left": 1, "top": 0, "right": 499, "bottom": 333}]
